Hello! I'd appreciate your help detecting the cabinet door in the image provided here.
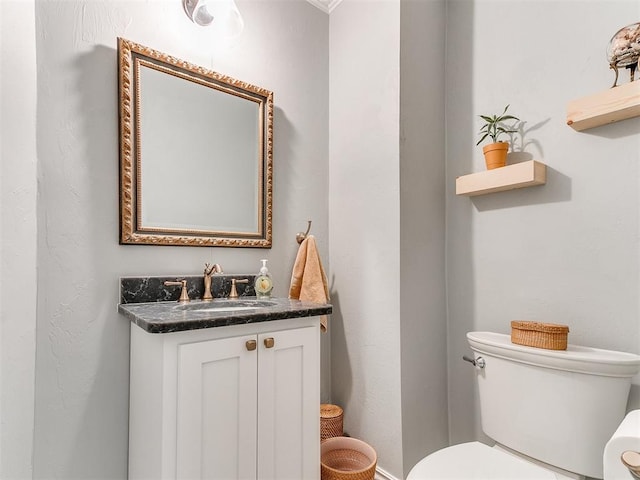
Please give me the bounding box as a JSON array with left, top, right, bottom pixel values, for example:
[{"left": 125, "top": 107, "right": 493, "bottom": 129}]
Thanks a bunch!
[
  {"left": 257, "top": 326, "right": 320, "bottom": 480},
  {"left": 176, "top": 335, "right": 258, "bottom": 480}
]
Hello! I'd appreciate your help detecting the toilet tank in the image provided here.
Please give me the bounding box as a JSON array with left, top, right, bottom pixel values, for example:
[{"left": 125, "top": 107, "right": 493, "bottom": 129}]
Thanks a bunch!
[{"left": 467, "top": 331, "right": 640, "bottom": 479}]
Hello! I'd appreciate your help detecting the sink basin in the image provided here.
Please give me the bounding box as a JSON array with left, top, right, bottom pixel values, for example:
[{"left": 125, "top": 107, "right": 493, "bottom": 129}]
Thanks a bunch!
[{"left": 174, "top": 300, "right": 277, "bottom": 313}]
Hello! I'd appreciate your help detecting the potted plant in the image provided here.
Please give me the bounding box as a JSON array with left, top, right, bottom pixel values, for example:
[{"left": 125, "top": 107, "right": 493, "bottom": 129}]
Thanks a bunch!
[{"left": 476, "top": 105, "right": 519, "bottom": 170}]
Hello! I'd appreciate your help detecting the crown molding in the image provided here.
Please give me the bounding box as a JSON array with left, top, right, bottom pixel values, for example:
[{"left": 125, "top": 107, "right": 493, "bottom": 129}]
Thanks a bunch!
[{"left": 305, "top": 0, "right": 343, "bottom": 14}]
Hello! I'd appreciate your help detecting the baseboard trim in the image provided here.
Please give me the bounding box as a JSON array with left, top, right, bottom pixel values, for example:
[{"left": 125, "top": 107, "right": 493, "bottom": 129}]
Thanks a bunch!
[{"left": 375, "top": 466, "right": 400, "bottom": 480}]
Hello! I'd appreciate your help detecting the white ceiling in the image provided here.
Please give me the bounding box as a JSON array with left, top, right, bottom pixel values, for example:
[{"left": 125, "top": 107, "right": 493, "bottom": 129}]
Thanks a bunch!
[{"left": 305, "top": 0, "right": 343, "bottom": 14}]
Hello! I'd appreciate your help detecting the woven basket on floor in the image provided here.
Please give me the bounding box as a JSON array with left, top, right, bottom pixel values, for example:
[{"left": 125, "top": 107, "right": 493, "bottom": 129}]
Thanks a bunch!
[
  {"left": 321, "top": 404, "right": 344, "bottom": 441},
  {"left": 321, "top": 436, "right": 377, "bottom": 480},
  {"left": 511, "top": 321, "right": 569, "bottom": 350}
]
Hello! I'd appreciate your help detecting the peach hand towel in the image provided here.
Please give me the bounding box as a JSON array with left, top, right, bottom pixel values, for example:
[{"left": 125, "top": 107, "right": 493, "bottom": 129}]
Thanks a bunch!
[{"left": 289, "top": 235, "right": 330, "bottom": 332}]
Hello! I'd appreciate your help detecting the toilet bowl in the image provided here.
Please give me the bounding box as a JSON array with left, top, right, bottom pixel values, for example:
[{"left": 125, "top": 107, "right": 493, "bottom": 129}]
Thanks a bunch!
[
  {"left": 408, "top": 442, "right": 577, "bottom": 479},
  {"left": 407, "top": 332, "right": 640, "bottom": 480}
]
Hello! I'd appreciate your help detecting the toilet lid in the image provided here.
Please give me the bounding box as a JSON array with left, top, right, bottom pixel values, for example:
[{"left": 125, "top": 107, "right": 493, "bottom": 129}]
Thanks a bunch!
[{"left": 407, "top": 442, "right": 559, "bottom": 479}]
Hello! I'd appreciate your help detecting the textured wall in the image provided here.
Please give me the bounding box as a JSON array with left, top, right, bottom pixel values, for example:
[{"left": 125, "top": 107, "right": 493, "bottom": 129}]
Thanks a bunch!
[
  {"left": 329, "top": 0, "right": 404, "bottom": 476},
  {"left": 31, "top": 1, "right": 328, "bottom": 477},
  {"left": 0, "top": 1, "right": 38, "bottom": 478},
  {"left": 329, "top": 2, "right": 450, "bottom": 477},
  {"left": 446, "top": 0, "right": 640, "bottom": 445},
  {"left": 399, "top": 0, "right": 448, "bottom": 477}
]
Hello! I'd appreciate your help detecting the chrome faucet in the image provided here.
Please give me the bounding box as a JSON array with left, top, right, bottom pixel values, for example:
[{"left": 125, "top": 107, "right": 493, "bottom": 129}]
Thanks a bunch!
[{"left": 202, "top": 263, "right": 223, "bottom": 301}]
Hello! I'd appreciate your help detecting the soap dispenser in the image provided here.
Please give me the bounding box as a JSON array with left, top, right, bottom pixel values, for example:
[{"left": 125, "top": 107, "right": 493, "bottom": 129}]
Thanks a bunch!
[{"left": 254, "top": 259, "right": 273, "bottom": 299}]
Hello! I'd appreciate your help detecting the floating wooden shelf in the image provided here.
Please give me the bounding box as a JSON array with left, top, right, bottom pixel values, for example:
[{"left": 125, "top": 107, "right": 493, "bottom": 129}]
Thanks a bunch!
[
  {"left": 566, "top": 81, "right": 640, "bottom": 131},
  {"left": 456, "top": 160, "right": 546, "bottom": 197}
]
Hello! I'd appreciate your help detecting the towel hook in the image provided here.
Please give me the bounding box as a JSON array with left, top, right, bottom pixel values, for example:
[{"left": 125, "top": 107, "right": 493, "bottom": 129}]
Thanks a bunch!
[{"left": 296, "top": 220, "right": 312, "bottom": 244}]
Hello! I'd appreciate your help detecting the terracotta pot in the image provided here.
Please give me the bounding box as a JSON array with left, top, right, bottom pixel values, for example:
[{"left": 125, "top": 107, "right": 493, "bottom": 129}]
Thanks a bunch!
[{"left": 482, "top": 142, "right": 509, "bottom": 170}]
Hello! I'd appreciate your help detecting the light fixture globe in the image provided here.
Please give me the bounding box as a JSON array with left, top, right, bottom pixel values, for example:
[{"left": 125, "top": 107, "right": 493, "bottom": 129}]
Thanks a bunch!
[
  {"left": 183, "top": 0, "right": 215, "bottom": 26},
  {"left": 182, "top": 0, "right": 244, "bottom": 37}
]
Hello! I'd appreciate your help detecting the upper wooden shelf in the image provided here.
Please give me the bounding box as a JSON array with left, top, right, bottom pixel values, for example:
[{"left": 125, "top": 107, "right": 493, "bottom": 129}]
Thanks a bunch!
[
  {"left": 567, "top": 81, "right": 640, "bottom": 131},
  {"left": 456, "top": 160, "right": 546, "bottom": 197}
]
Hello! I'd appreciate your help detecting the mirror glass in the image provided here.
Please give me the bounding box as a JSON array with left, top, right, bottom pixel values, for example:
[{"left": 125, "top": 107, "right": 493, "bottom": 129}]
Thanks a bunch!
[{"left": 118, "top": 38, "right": 273, "bottom": 247}]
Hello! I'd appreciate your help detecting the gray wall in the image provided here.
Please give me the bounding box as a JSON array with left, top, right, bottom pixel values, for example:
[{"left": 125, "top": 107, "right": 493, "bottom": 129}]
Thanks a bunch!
[
  {"left": 329, "top": 1, "right": 449, "bottom": 478},
  {"left": 446, "top": 0, "right": 640, "bottom": 445},
  {"left": 329, "top": 0, "right": 404, "bottom": 476},
  {"left": 399, "top": 0, "right": 448, "bottom": 476},
  {"left": 28, "top": 1, "right": 329, "bottom": 477},
  {"left": 0, "top": 2, "right": 38, "bottom": 478}
]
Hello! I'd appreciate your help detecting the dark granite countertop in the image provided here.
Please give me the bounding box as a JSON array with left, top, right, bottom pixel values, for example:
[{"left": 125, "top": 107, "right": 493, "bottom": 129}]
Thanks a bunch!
[{"left": 119, "top": 297, "right": 332, "bottom": 334}]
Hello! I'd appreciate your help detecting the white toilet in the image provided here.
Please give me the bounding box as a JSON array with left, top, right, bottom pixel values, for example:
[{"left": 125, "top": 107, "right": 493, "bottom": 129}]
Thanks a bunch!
[{"left": 407, "top": 331, "right": 640, "bottom": 480}]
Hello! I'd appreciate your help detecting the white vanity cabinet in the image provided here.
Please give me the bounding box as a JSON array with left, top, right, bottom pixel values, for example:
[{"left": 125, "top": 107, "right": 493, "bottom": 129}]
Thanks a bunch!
[{"left": 128, "top": 317, "right": 321, "bottom": 480}]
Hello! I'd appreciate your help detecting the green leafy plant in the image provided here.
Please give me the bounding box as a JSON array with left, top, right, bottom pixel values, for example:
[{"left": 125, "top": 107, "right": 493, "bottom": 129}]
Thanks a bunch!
[{"left": 476, "top": 105, "right": 520, "bottom": 146}]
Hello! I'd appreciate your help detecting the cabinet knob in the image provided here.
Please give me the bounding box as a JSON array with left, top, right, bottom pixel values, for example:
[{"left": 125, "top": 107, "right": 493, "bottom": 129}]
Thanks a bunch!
[
  {"left": 246, "top": 340, "right": 257, "bottom": 351},
  {"left": 264, "top": 337, "right": 275, "bottom": 349}
]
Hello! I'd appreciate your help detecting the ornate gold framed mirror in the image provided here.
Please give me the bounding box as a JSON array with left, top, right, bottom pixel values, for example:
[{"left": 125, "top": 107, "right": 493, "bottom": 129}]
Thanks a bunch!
[{"left": 118, "top": 38, "right": 273, "bottom": 247}]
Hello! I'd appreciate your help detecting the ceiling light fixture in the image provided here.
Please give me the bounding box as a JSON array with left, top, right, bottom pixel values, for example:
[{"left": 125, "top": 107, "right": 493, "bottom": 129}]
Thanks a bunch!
[{"left": 183, "top": 0, "right": 244, "bottom": 38}]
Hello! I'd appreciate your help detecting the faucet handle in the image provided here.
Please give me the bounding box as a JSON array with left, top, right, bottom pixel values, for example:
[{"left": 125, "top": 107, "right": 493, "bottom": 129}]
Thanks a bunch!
[
  {"left": 228, "top": 278, "right": 249, "bottom": 299},
  {"left": 164, "top": 280, "right": 190, "bottom": 303}
]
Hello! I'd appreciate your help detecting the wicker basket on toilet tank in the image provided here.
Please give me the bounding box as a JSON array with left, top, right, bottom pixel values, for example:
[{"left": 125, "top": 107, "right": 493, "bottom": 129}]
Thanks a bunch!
[{"left": 511, "top": 321, "right": 569, "bottom": 350}]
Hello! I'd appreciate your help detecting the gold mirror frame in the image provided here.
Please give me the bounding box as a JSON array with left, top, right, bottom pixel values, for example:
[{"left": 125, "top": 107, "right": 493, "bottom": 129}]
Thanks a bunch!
[{"left": 118, "top": 38, "right": 273, "bottom": 247}]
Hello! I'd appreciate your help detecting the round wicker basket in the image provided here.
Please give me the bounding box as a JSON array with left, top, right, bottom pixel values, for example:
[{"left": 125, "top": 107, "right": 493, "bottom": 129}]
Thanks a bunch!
[
  {"left": 321, "top": 404, "right": 344, "bottom": 441},
  {"left": 321, "top": 436, "right": 377, "bottom": 480}
]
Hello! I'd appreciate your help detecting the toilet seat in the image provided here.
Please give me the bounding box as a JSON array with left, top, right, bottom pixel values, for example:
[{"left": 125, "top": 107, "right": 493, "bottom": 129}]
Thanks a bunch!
[{"left": 407, "top": 442, "right": 564, "bottom": 479}]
